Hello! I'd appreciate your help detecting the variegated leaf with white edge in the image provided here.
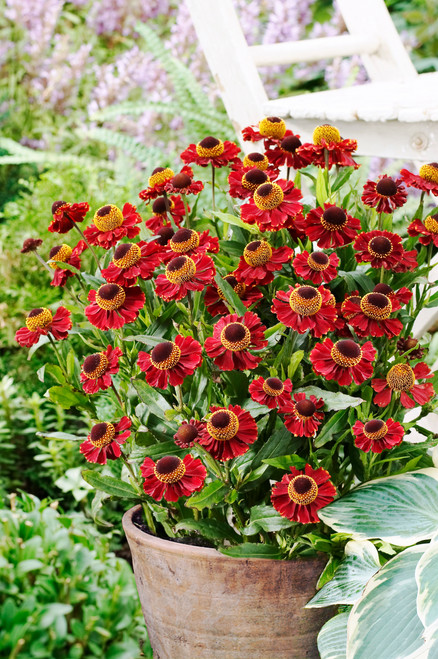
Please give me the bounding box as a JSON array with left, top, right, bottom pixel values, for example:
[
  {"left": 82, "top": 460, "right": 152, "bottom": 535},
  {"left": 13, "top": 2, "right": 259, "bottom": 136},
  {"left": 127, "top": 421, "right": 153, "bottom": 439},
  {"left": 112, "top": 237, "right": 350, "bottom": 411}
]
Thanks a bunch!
[
  {"left": 415, "top": 533, "right": 438, "bottom": 631},
  {"left": 319, "top": 469, "right": 438, "bottom": 545},
  {"left": 306, "top": 540, "right": 380, "bottom": 608},
  {"left": 346, "top": 545, "right": 428, "bottom": 659},
  {"left": 317, "top": 612, "right": 349, "bottom": 659}
]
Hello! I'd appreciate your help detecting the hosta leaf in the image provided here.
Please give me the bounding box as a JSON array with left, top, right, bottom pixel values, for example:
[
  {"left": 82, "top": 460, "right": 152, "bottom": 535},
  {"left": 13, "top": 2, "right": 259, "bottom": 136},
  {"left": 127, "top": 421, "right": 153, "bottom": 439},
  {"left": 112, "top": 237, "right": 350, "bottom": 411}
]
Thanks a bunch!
[
  {"left": 317, "top": 612, "right": 349, "bottom": 659},
  {"left": 319, "top": 469, "right": 438, "bottom": 545},
  {"left": 415, "top": 537, "right": 438, "bottom": 629}
]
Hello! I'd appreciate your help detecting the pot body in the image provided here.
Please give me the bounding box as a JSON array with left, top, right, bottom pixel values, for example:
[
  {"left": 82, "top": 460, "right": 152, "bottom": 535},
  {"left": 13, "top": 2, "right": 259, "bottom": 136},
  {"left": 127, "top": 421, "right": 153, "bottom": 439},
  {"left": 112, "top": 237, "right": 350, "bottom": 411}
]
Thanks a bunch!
[{"left": 123, "top": 505, "right": 332, "bottom": 659}]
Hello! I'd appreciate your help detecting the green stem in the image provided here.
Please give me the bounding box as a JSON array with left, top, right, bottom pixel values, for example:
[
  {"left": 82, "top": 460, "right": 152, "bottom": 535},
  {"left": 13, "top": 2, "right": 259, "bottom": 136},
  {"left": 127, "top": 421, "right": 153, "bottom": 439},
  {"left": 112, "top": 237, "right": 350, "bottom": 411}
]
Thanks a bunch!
[
  {"left": 286, "top": 166, "right": 291, "bottom": 181},
  {"left": 175, "top": 384, "right": 184, "bottom": 412},
  {"left": 211, "top": 163, "right": 216, "bottom": 211},
  {"left": 110, "top": 381, "right": 125, "bottom": 410},
  {"left": 324, "top": 149, "right": 332, "bottom": 200},
  {"left": 47, "top": 334, "right": 69, "bottom": 380},
  {"left": 380, "top": 265, "right": 385, "bottom": 283},
  {"left": 34, "top": 251, "right": 55, "bottom": 274},
  {"left": 182, "top": 195, "right": 191, "bottom": 229},
  {"left": 72, "top": 222, "right": 103, "bottom": 274},
  {"left": 378, "top": 212, "right": 383, "bottom": 230},
  {"left": 162, "top": 191, "right": 177, "bottom": 231}
]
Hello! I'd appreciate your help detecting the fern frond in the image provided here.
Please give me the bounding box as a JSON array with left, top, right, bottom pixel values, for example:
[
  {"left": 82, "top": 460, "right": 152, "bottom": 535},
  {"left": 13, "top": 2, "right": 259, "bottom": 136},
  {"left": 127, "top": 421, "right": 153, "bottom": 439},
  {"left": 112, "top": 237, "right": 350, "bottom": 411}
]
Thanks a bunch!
[
  {"left": 0, "top": 137, "right": 114, "bottom": 169},
  {"left": 83, "top": 127, "right": 170, "bottom": 167}
]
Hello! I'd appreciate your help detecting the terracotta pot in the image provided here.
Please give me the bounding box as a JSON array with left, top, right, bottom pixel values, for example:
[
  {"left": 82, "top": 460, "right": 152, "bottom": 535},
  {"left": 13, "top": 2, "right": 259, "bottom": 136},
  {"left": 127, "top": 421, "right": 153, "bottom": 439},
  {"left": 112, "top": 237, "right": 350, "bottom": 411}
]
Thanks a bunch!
[{"left": 123, "top": 505, "right": 333, "bottom": 659}]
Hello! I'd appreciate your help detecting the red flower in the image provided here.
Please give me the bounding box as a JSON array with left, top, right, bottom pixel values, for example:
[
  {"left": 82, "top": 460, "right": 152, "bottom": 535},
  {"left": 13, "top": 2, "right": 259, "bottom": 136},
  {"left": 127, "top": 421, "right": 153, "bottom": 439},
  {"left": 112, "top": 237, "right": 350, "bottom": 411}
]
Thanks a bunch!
[
  {"left": 310, "top": 338, "right": 376, "bottom": 386},
  {"left": 240, "top": 179, "right": 303, "bottom": 232},
  {"left": 352, "top": 418, "right": 404, "bottom": 454},
  {"left": 234, "top": 240, "right": 293, "bottom": 287},
  {"left": 248, "top": 376, "right": 293, "bottom": 410},
  {"left": 372, "top": 362, "right": 434, "bottom": 409},
  {"left": 137, "top": 335, "right": 202, "bottom": 389},
  {"left": 292, "top": 250, "right": 339, "bottom": 285},
  {"left": 295, "top": 203, "right": 361, "bottom": 249},
  {"left": 242, "top": 117, "right": 287, "bottom": 143},
  {"left": 361, "top": 176, "right": 407, "bottom": 213},
  {"left": 297, "top": 124, "right": 359, "bottom": 169},
  {"left": 154, "top": 253, "right": 215, "bottom": 302},
  {"left": 164, "top": 165, "right": 204, "bottom": 196},
  {"left": 80, "top": 345, "right": 122, "bottom": 394},
  {"left": 392, "top": 248, "right": 418, "bottom": 273},
  {"left": 15, "top": 307, "right": 72, "bottom": 347},
  {"left": 372, "top": 283, "right": 412, "bottom": 311},
  {"left": 141, "top": 454, "right": 207, "bottom": 502},
  {"left": 228, "top": 166, "right": 271, "bottom": 200},
  {"left": 174, "top": 419, "right": 208, "bottom": 448},
  {"left": 49, "top": 240, "right": 88, "bottom": 287},
  {"left": 341, "top": 292, "right": 403, "bottom": 339},
  {"left": 160, "top": 228, "right": 219, "bottom": 264},
  {"left": 21, "top": 238, "right": 43, "bottom": 253},
  {"left": 397, "top": 336, "right": 425, "bottom": 361},
  {"left": 85, "top": 284, "right": 145, "bottom": 330},
  {"left": 204, "top": 311, "right": 267, "bottom": 371},
  {"left": 83, "top": 203, "right": 142, "bottom": 250},
  {"left": 271, "top": 464, "right": 336, "bottom": 524},
  {"left": 271, "top": 285, "right": 337, "bottom": 338},
  {"left": 49, "top": 200, "right": 89, "bottom": 234},
  {"left": 198, "top": 404, "right": 258, "bottom": 461},
  {"left": 80, "top": 417, "right": 131, "bottom": 465},
  {"left": 101, "top": 241, "right": 161, "bottom": 287},
  {"left": 139, "top": 167, "right": 175, "bottom": 201},
  {"left": 204, "top": 275, "right": 263, "bottom": 317},
  {"left": 400, "top": 164, "right": 438, "bottom": 196},
  {"left": 145, "top": 195, "right": 185, "bottom": 233},
  {"left": 408, "top": 214, "right": 438, "bottom": 248},
  {"left": 353, "top": 230, "right": 406, "bottom": 270},
  {"left": 180, "top": 136, "right": 240, "bottom": 168},
  {"left": 265, "top": 130, "right": 312, "bottom": 169},
  {"left": 282, "top": 394, "right": 325, "bottom": 437}
]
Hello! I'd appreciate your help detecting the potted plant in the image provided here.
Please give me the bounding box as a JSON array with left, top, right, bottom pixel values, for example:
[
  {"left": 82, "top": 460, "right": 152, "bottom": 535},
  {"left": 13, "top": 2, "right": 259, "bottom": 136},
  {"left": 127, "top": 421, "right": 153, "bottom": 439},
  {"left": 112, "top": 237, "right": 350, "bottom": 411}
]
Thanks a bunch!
[{"left": 17, "top": 117, "right": 437, "bottom": 658}]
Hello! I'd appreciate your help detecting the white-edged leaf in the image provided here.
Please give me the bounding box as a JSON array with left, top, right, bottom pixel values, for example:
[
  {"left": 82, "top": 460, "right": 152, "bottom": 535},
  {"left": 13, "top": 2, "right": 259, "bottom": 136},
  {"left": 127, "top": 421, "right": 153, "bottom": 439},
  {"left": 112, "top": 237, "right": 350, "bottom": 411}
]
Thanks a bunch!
[
  {"left": 317, "top": 612, "right": 349, "bottom": 659},
  {"left": 319, "top": 469, "right": 438, "bottom": 545},
  {"left": 307, "top": 540, "right": 380, "bottom": 607},
  {"left": 416, "top": 538, "right": 438, "bottom": 629},
  {"left": 346, "top": 545, "right": 427, "bottom": 659}
]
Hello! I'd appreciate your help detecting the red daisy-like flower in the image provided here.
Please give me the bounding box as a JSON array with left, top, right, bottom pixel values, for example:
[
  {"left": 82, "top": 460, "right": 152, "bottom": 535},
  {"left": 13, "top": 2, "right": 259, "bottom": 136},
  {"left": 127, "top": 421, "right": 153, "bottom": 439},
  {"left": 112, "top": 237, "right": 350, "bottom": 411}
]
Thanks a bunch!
[
  {"left": 85, "top": 284, "right": 145, "bottom": 330},
  {"left": 152, "top": 226, "right": 174, "bottom": 248},
  {"left": 271, "top": 464, "right": 336, "bottom": 524},
  {"left": 408, "top": 214, "right": 438, "bottom": 248},
  {"left": 204, "top": 275, "right": 263, "bottom": 317},
  {"left": 154, "top": 253, "right": 215, "bottom": 302},
  {"left": 173, "top": 419, "right": 208, "bottom": 448},
  {"left": 137, "top": 335, "right": 202, "bottom": 389},
  {"left": 400, "top": 164, "right": 438, "bottom": 196},
  {"left": 352, "top": 418, "right": 404, "bottom": 454},
  {"left": 198, "top": 404, "right": 258, "bottom": 461},
  {"left": 83, "top": 203, "right": 142, "bottom": 250},
  {"left": 242, "top": 116, "right": 287, "bottom": 144},
  {"left": 228, "top": 166, "right": 272, "bottom": 200},
  {"left": 310, "top": 338, "right": 376, "bottom": 386},
  {"left": 80, "top": 345, "right": 122, "bottom": 394},
  {"left": 397, "top": 336, "right": 425, "bottom": 360},
  {"left": 160, "top": 228, "right": 219, "bottom": 264},
  {"left": 234, "top": 240, "right": 293, "bottom": 287},
  {"left": 145, "top": 196, "right": 185, "bottom": 233},
  {"left": 48, "top": 240, "right": 87, "bottom": 288},
  {"left": 79, "top": 417, "right": 131, "bottom": 465},
  {"left": 392, "top": 248, "right": 418, "bottom": 273},
  {"left": 15, "top": 307, "right": 72, "bottom": 347},
  {"left": 372, "top": 362, "right": 434, "bottom": 409},
  {"left": 271, "top": 285, "right": 337, "bottom": 338},
  {"left": 141, "top": 454, "right": 207, "bottom": 502},
  {"left": 164, "top": 165, "right": 204, "bottom": 196},
  {"left": 282, "top": 394, "right": 325, "bottom": 437},
  {"left": 248, "top": 376, "right": 293, "bottom": 410},
  {"left": 353, "top": 230, "right": 406, "bottom": 270},
  {"left": 265, "top": 130, "right": 312, "bottom": 169},
  {"left": 361, "top": 176, "right": 407, "bottom": 214},
  {"left": 240, "top": 179, "right": 303, "bottom": 232},
  {"left": 372, "top": 283, "right": 412, "bottom": 311},
  {"left": 296, "top": 124, "right": 359, "bottom": 169},
  {"left": 139, "top": 166, "right": 175, "bottom": 202},
  {"left": 180, "top": 136, "right": 241, "bottom": 168},
  {"left": 341, "top": 292, "right": 403, "bottom": 339},
  {"left": 204, "top": 311, "right": 268, "bottom": 371},
  {"left": 101, "top": 241, "right": 161, "bottom": 287},
  {"left": 292, "top": 250, "right": 339, "bottom": 285},
  {"left": 295, "top": 203, "right": 361, "bottom": 249},
  {"left": 49, "top": 200, "right": 90, "bottom": 234},
  {"left": 21, "top": 238, "right": 43, "bottom": 253}
]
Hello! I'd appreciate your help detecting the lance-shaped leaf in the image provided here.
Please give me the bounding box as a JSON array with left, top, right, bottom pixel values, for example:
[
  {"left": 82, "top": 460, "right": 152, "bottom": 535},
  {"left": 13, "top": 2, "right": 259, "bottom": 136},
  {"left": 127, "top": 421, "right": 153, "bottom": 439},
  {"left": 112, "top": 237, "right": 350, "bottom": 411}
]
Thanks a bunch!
[{"left": 317, "top": 612, "right": 349, "bottom": 659}]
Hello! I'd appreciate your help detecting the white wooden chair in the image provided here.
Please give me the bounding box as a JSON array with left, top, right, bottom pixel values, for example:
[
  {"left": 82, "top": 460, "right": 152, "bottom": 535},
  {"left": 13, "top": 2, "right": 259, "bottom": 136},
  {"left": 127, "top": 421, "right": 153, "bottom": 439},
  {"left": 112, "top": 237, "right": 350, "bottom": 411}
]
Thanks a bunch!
[{"left": 185, "top": 0, "right": 438, "bottom": 160}]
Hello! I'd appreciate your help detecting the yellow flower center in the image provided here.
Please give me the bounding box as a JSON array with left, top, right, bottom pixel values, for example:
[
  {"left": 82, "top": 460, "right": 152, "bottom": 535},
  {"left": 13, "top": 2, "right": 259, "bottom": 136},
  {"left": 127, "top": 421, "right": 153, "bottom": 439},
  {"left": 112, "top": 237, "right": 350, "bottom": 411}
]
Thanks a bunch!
[
  {"left": 150, "top": 342, "right": 182, "bottom": 370},
  {"left": 82, "top": 352, "right": 109, "bottom": 379},
  {"left": 241, "top": 168, "right": 269, "bottom": 191},
  {"left": 169, "top": 228, "right": 200, "bottom": 254},
  {"left": 196, "top": 137, "right": 225, "bottom": 158},
  {"left": 113, "top": 243, "right": 142, "bottom": 268},
  {"left": 424, "top": 214, "right": 438, "bottom": 234},
  {"left": 243, "top": 240, "right": 273, "bottom": 266},
  {"left": 262, "top": 377, "right": 284, "bottom": 397},
  {"left": 165, "top": 256, "right": 196, "bottom": 284},
  {"left": 287, "top": 475, "right": 318, "bottom": 505},
  {"left": 320, "top": 206, "right": 348, "bottom": 231},
  {"left": 94, "top": 205, "right": 124, "bottom": 232},
  {"left": 25, "top": 308, "right": 53, "bottom": 331},
  {"left": 154, "top": 456, "right": 186, "bottom": 483},
  {"left": 307, "top": 251, "right": 330, "bottom": 272},
  {"left": 289, "top": 286, "right": 322, "bottom": 316},
  {"left": 148, "top": 167, "right": 175, "bottom": 188},
  {"left": 363, "top": 419, "right": 388, "bottom": 441},
  {"left": 49, "top": 244, "right": 73, "bottom": 269},
  {"left": 242, "top": 152, "right": 269, "bottom": 170},
  {"left": 207, "top": 409, "right": 240, "bottom": 441},
  {"left": 419, "top": 163, "right": 438, "bottom": 184},
  {"left": 89, "top": 422, "right": 115, "bottom": 448},
  {"left": 330, "top": 339, "right": 362, "bottom": 367},
  {"left": 386, "top": 364, "right": 415, "bottom": 392},
  {"left": 220, "top": 322, "right": 251, "bottom": 351},
  {"left": 253, "top": 182, "right": 284, "bottom": 210},
  {"left": 258, "top": 116, "right": 286, "bottom": 139},
  {"left": 360, "top": 293, "right": 392, "bottom": 320},
  {"left": 368, "top": 236, "right": 393, "bottom": 258},
  {"left": 313, "top": 124, "right": 341, "bottom": 145},
  {"left": 95, "top": 284, "right": 126, "bottom": 311}
]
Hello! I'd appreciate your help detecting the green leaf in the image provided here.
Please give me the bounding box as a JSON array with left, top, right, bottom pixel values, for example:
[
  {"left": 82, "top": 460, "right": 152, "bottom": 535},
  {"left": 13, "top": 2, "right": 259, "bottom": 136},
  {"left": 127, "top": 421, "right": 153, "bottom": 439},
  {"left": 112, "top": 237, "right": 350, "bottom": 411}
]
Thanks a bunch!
[
  {"left": 415, "top": 537, "right": 438, "bottom": 630},
  {"left": 28, "top": 335, "right": 50, "bottom": 357},
  {"left": 346, "top": 546, "right": 427, "bottom": 659},
  {"left": 288, "top": 350, "right": 305, "bottom": 379},
  {"left": 242, "top": 504, "right": 295, "bottom": 535},
  {"left": 209, "top": 210, "right": 259, "bottom": 233},
  {"left": 317, "top": 612, "right": 349, "bottom": 659},
  {"left": 174, "top": 519, "right": 240, "bottom": 544},
  {"left": 81, "top": 471, "right": 138, "bottom": 499},
  {"left": 185, "top": 480, "right": 229, "bottom": 510},
  {"left": 36, "top": 431, "right": 87, "bottom": 442},
  {"left": 132, "top": 379, "right": 173, "bottom": 428},
  {"left": 316, "top": 167, "right": 329, "bottom": 206},
  {"left": 262, "top": 455, "right": 306, "bottom": 470},
  {"left": 319, "top": 469, "right": 438, "bottom": 545},
  {"left": 123, "top": 334, "right": 168, "bottom": 346},
  {"left": 307, "top": 540, "right": 380, "bottom": 607},
  {"left": 314, "top": 409, "right": 350, "bottom": 448},
  {"left": 48, "top": 386, "right": 89, "bottom": 410},
  {"left": 295, "top": 386, "right": 363, "bottom": 410},
  {"left": 332, "top": 167, "right": 355, "bottom": 192},
  {"left": 48, "top": 259, "right": 81, "bottom": 275},
  {"left": 338, "top": 270, "right": 374, "bottom": 293},
  {"left": 214, "top": 272, "right": 247, "bottom": 316},
  {"left": 45, "top": 363, "right": 66, "bottom": 384},
  {"left": 219, "top": 543, "right": 283, "bottom": 559},
  {"left": 252, "top": 425, "right": 301, "bottom": 468},
  {"left": 17, "top": 559, "right": 45, "bottom": 575}
]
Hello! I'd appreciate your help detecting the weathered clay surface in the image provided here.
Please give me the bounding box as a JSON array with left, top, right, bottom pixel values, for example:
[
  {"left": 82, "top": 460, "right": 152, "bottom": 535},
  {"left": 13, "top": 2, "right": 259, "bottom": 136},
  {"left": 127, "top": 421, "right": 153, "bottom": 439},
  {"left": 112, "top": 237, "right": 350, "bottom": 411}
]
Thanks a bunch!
[{"left": 123, "top": 505, "right": 333, "bottom": 659}]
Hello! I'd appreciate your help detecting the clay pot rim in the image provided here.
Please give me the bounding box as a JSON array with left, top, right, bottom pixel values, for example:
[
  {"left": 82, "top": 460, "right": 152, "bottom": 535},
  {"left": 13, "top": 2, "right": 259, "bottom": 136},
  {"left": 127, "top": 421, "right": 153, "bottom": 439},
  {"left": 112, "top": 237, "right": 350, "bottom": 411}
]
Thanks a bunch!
[{"left": 123, "top": 505, "right": 321, "bottom": 564}]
